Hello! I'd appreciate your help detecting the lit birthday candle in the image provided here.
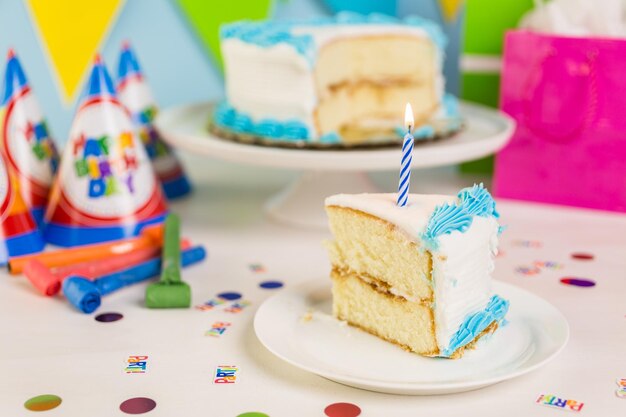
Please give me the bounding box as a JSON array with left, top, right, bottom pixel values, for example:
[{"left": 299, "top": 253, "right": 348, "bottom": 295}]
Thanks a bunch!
[{"left": 397, "top": 103, "right": 414, "bottom": 207}]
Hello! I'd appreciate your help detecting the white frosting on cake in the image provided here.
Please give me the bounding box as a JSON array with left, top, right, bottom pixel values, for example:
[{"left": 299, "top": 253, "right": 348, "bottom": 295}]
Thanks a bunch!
[
  {"left": 325, "top": 193, "right": 500, "bottom": 353},
  {"left": 222, "top": 39, "right": 317, "bottom": 132},
  {"left": 221, "top": 20, "right": 446, "bottom": 141}
]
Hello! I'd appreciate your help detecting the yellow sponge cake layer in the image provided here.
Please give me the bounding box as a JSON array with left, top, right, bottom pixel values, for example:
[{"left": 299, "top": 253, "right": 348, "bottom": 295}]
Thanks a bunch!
[
  {"left": 314, "top": 35, "right": 435, "bottom": 96},
  {"left": 332, "top": 269, "right": 439, "bottom": 356},
  {"left": 326, "top": 205, "right": 433, "bottom": 302}
]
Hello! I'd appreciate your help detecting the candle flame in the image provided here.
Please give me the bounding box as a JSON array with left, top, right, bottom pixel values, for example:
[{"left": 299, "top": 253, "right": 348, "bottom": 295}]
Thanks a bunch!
[{"left": 404, "top": 103, "right": 414, "bottom": 131}]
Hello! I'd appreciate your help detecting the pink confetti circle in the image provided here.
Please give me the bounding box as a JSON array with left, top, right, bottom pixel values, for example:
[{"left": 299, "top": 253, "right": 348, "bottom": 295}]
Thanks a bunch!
[
  {"left": 119, "top": 397, "right": 156, "bottom": 414},
  {"left": 571, "top": 252, "right": 594, "bottom": 260},
  {"left": 324, "top": 402, "right": 361, "bottom": 417}
]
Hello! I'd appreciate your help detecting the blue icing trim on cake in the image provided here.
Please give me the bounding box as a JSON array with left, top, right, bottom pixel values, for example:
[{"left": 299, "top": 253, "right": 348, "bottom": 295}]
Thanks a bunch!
[
  {"left": 214, "top": 101, "right": 310, "bottom": 142},
  {"left": 394, "top": 125, "right": 436, "bottom": 140},
  {"left": 320, "top": 132, "right": 341, "bottom": 144},
  {"left": 442, "top": 93, "right": 460, "bottom": 118},
  {"left": 283, "top": 120, "right": 309, "bottom": 140},
  {"left": 231, "top": 113, "right": 253, "bottom": 133},
  {"left": 221, "top": 21, "right": 315, "bottom": 63},
  {"left": 422, "top": 203, "right": 472, "bottom": 246},
  {"left": 440, "top": 295, "right": 509, "bottom": 357},
  {"left": 220, "top": 12, "right": 447, "bottom": 64},
  {"left": 457, "top": 183, "right": 499, "bottom": 218},
  {"left": 421, "top": 184, "right": 498, "bottom": 249},
  {"left": 254, "top": 119, "right": 284, "bottom": 137},
  {"left": 413, "top": 125, "right": 436, "bottom": 139}
]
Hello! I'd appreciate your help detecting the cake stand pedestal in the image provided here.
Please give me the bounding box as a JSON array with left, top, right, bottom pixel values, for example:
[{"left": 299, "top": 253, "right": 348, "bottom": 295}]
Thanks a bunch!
[{"left": 155, "top": 101, "right": 515, "bottom": 228}]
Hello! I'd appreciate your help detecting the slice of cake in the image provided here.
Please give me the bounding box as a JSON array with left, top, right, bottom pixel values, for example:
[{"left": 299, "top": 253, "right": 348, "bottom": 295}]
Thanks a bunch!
[
  {"left": 216, "top": 13, "right": 460, "bottom": 145},
  {"left": 325, "top": 184, "right": 509, "bottom": 358}
]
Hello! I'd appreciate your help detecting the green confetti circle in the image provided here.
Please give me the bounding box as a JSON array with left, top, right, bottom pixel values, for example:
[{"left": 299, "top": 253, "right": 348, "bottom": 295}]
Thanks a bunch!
[
  {"left": 237, "top": 413, "right": 270, "bottom": 417},
  {"left": 24, "top": 394, "right": 62, "bottom": 412}
]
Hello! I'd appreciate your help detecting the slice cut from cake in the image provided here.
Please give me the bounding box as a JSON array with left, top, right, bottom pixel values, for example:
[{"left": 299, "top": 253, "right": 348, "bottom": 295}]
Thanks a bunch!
[{"left": 325, "top": 184, "right": 509, "bottom": 358}]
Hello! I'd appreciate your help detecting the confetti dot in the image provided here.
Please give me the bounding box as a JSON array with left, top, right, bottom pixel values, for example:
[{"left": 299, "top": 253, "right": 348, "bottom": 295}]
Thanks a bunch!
[
  {"left": 560, "top": 277, "right": 596, "bottom": 287},
  {"left": 218, "top": 292, "right": 242, "bottom": 301},
  {"left": 95, "top": 312, "right": 123, "bottom": 322},
  {"left": 571, "top": 252, "right": 594, "bottom": 260},
  {"left": 24, "top": 394, "right": 62, "bottom": 411},
  {"left": 259, "top": 281, "right": 283, "bottom": 289},
  {"left": 324, "top": 402, "right": 362, "bottom": 417},
  {"left": 119, "top": 397, "right": 156, "bottom": 414},
  {"left": 237, "top": 413, "right": 270, "bottom": 417}
]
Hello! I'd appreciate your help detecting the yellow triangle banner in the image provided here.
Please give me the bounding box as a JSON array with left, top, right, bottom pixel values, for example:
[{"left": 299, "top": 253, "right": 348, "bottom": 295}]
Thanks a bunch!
[
  {"left": 439, "top": 0, "right": 464, "bottom": 22},
  {"left": 26, "top": 0, "right": 125, "bottom": 104}
]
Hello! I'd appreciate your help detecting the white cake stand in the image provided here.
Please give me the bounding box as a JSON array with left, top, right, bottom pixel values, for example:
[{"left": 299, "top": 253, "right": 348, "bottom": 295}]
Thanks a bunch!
[{"left": 155, "top": 101, "right": 515, "bottom": 228}]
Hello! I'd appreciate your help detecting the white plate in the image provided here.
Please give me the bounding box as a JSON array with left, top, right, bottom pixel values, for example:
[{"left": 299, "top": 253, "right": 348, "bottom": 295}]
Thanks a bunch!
[
  {"left": 155, "top": 101, "right": 515, "bottom": 172},
  {"left": 254, "top": 280, "right": 569, "bottom": 395}
]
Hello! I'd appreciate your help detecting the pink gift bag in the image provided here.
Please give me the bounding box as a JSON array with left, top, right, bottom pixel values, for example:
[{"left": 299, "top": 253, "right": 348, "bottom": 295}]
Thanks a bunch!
[{"left": 494, "top": 30, "right": 626, "bottom": 212}]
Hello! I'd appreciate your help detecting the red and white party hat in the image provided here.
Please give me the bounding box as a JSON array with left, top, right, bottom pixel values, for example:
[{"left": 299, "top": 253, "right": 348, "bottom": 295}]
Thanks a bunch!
[
  {"left": 0, "top": 49, "right": 59, "bottom": 225},
  {"left": 117, "top": 42, "right": 191, "bottom": 200},
  {"left": 0, "top": 150, "right": 45, "bottom": 264},
  {"left": 44, "top": 55, "right": 168, "bottom": 247}
]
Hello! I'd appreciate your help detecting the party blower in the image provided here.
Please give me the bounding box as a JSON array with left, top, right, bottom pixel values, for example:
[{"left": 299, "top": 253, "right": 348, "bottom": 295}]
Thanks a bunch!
[
  {"left": 145, "top": 213, "right": 191, "bottom": 308},
  {"left": 63, "top": 245, "right": 205, "bottom": 314}
]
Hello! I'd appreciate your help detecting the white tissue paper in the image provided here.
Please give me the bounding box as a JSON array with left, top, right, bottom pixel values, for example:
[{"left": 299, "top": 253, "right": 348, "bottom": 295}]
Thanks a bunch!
[{"left": 520, "top": 0, "right": 626, "bottom": 38}]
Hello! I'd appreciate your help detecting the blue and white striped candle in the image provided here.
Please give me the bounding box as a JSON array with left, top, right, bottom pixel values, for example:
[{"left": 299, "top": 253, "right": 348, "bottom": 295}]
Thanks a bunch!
[{"left": 397, "top": 103, "right": 414, "bottom": 207}]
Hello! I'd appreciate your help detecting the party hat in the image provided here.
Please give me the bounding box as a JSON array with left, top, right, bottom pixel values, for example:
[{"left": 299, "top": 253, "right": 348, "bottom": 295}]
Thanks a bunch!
[
  {"left": 0, "top": 150, "right": 45, "bottom": 264},
  {"left": 0, "top": 49, "right": 59, "bottom": 225},
  {"left": 44, "top": 55, "right": 168, "bottom": 247},
  {"left": 117, "top": 42, "right": 192, "bottom": 200}
]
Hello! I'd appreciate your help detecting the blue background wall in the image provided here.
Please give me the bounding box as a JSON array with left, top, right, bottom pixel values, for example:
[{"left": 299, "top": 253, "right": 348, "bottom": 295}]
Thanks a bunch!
[{"left": 0, "top": 0, "right": 462, "bottom": 146}]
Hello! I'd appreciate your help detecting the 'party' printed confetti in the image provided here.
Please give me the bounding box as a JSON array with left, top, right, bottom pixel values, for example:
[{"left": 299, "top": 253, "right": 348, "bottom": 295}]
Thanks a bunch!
[
  {"left": 616, "top": 379, "right": 626, "bottom": 398},
  {"left": 195, "top": 298, "right": 226, "bottom": 311},
  {"left": 511, "top": 239, "right": 542, "bottom": 248},
  {"left": 515, "top": 266, "right": 541, "bottom": 276},
  {"left": 249, "top": 263, "right": 266, "bottom": 273},
  {"left": 125, "top": 355, "right": 148, "bottom": 374},
  {"left": 534, "top": 261, "right": 564, "bottom": 270},
  {"left": 516, "top": 261, "right": 565, "bottom": 275},
  {"left": 536, "top": 394, "right": 584, "bottom": 412},
  {"left": 224, "top": 300, "right": 252, "bottom": 314},
  {"left": 205, "top": 321, "right": 231, "bottom": 337},
  {"left": 214, "top": 365, "right": 238, "bottom": 384}
]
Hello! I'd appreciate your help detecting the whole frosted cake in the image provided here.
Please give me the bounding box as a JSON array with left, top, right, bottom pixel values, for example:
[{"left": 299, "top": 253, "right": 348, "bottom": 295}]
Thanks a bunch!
[
  {"left": 216, "top": 13, "right": 460, "bottom": 146},
  {"left": 325, "top": 184, "right": 509, "bottom": 358}
]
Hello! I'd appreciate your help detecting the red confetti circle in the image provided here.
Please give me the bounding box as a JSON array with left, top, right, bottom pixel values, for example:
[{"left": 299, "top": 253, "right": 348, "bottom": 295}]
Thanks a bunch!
[
  {"left": 560, "top": 277, "right": 596, "bottom": 287},
  {"left": 571, "top": 253, "right": 594, "bottom": 260},
  {"left": 119, "top": 397, "right": 156, "bottom": 414},
  {"left": 324, "top": 402, "right": 361, "bottom": 417}
]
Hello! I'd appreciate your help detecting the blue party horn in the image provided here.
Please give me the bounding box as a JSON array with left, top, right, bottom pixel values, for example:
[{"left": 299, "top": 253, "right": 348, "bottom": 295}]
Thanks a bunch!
[{"left": 62, "top": 246, "right": 206, "bottom": 313}]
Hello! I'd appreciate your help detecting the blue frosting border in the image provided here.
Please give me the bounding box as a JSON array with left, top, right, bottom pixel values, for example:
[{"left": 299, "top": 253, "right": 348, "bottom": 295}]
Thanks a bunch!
[
  {"left": 214, "top": 95, "right": 460, "bottom": 144},
  {"left": 440, "top": 294, "right": 510, "bottom": 357},
  {"left": 421, "top": 183, "right": 499, "bottom": 250},
  {"left": 220, "top": 12, "right": 447, "bottom": 64},
  {"left": 213, "top": 101, "right": 311, "bottom": 141}
]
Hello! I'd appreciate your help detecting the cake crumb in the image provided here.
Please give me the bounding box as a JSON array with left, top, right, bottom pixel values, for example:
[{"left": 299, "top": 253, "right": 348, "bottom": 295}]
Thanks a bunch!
[{"left": 301, "top": 309, "right": 314, "bottom": 322}]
